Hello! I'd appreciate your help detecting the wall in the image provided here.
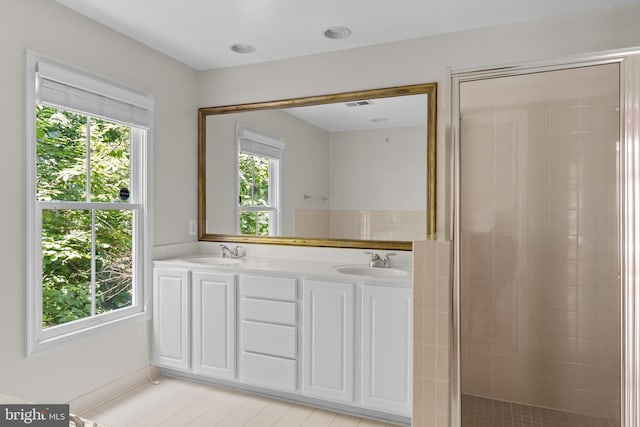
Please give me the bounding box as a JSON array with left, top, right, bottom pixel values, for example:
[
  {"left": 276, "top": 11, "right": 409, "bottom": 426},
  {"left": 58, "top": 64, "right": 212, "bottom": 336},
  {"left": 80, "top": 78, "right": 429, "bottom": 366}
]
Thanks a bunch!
[
  {"left": 0, "top": 0, "right": 197, "bottom": 402},
  {"left": 197, "top": 3, "right": 640, "bottom": 240},
  {"left": 459, "top": 65, "right": 620, "bottom": 419}
]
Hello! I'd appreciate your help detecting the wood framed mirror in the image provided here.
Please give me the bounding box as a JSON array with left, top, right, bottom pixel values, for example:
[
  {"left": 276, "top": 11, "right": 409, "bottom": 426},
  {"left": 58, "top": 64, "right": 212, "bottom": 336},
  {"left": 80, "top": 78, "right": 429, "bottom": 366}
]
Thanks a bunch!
[{"left": 198, "top": 83, "right": 437, "bottom": 250}]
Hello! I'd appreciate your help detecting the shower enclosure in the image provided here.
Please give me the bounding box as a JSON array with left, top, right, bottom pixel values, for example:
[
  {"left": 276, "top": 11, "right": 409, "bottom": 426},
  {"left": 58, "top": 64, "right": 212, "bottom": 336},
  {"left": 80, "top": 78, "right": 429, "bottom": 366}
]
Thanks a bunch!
[{"left": 454, "top": 62, "right": 621, "bottom": 426}]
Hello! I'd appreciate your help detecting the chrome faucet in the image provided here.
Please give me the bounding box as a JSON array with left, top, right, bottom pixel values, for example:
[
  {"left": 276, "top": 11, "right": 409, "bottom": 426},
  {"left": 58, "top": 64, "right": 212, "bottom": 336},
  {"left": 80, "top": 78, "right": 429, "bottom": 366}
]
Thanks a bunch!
[
  {"left": 365, "top": 252, "right": 395, "bottom": 268},
  {"left": 220, "top": 244, "right": 243, "bottom": 258}
]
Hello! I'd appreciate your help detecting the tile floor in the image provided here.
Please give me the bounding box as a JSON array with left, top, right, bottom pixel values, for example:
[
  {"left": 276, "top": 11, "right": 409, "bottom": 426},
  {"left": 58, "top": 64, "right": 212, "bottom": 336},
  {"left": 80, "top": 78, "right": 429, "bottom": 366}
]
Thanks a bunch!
[
  {"left": 461, "top": 394, "right": 619, "bottom": 427},
  {"left": 80, "top": 376, "right": 401, "bottom": 427}
]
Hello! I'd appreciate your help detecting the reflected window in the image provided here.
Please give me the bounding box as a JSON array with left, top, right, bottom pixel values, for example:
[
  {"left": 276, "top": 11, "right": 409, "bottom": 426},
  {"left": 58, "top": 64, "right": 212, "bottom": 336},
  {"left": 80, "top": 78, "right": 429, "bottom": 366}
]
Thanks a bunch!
[{"left": 236, "top": 126, "right": 283, "bottom": 236}]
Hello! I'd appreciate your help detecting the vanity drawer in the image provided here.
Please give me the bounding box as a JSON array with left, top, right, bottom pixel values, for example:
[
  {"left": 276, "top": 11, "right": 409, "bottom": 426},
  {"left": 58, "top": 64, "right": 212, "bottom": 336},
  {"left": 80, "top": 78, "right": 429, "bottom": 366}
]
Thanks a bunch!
[
  {"left": 241, "top": 275, "right": 297, "bottom": 301},
  {"left": 241, "top": 321, "right": 297, "bottom": 358},
  {"left": 241, "top": 351, "right": 297, "bottom": 392},
  {"left": 242, "top": 298, "right": 297, "bottom": 325}
]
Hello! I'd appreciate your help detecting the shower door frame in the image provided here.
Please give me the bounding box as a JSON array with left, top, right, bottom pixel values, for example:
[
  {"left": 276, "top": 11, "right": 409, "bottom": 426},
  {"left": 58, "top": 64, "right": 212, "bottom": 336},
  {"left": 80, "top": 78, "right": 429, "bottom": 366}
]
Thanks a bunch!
[{"left": 449, "top": 47, "right": 640, "bottom": 427}]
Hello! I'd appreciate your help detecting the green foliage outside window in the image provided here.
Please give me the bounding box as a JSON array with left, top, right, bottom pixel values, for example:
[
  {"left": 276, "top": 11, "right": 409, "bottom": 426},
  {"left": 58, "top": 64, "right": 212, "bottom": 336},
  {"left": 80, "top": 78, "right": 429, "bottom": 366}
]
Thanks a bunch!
[
  {"left": 238, "top": 153, "right": 272, "bottom": 235},
  {"left": 36, "top": 105, "right": 134, "bottom": 328}
]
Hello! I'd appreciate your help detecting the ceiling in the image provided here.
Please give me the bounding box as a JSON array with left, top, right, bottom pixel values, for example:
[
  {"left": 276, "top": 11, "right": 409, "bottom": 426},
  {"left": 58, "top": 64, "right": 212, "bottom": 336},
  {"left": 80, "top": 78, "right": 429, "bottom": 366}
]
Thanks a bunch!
[
  {"left": 54, "top": 0, "right": 638, "bottom": 71},
  {"left": 285, "top": 94, "right": 427, "bottom": 133}
]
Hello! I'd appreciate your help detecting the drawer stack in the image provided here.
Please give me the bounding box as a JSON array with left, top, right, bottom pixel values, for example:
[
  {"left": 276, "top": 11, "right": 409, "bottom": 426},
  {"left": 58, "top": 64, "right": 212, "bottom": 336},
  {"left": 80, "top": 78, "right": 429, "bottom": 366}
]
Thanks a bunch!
[{"left": 239, "top": 275, "right": 298, "bottom": 392}]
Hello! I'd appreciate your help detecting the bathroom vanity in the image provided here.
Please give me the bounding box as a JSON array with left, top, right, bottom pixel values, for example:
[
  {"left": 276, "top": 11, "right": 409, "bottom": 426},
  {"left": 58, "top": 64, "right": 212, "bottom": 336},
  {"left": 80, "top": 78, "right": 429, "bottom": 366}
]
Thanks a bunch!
[{"left": 152, "top": 254, "right": 412, "bottom": 423}]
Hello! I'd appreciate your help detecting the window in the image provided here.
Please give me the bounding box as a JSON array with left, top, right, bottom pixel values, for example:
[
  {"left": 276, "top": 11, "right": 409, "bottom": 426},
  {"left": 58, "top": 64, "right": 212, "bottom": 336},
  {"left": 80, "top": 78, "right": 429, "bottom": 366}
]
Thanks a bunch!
[
  {"left": 26, "top": 52, "right": 153, "bottom": 353},
  {"left": 236, "top": 126, "right": 283, "bottom": 236}
]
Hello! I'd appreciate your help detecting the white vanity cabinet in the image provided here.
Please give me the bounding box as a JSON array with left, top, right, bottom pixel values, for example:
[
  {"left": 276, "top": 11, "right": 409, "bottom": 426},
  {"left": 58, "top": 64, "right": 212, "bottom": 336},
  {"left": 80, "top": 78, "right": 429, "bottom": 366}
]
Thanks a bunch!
[
  {"left": 152, "top": 268, "right": 190, "bottom": 370},
  {"left": 301, "top": 280, "right": 355, "bottom": 404},
  {"left": 239, "top": 274, "right": 299, "bottom": 392},
  {"left": 191, "top": 271, "right": 236, "bottom": 379},
  {"left": 153, "top": 268, "right": 237, "bottom": 380},
  {"left": 152, "top": 259, "right": 412, "bottom": 422},
  {"left": 360, "top": 285, "right": 413, "bottom": 415}
]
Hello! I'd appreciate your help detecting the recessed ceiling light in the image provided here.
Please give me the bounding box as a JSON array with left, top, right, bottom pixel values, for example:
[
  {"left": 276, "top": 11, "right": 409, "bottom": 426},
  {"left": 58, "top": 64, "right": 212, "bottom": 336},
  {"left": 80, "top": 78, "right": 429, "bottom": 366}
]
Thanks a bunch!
[
  {"left": 324, "top": 26, "right": 352, "bottom": 40},
  {"left": 371, "top": 118, "right": 387, "bottom": 123},
  {"left": 230, "top": 43, "right": 256, "bottom": 54}
]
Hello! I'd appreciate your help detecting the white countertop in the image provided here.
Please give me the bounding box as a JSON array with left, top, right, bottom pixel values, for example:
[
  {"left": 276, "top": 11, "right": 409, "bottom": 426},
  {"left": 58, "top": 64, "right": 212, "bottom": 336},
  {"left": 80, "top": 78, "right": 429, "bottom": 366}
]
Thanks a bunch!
[{"left": 154, "top": 254, "right": 412, "bottom": 287}]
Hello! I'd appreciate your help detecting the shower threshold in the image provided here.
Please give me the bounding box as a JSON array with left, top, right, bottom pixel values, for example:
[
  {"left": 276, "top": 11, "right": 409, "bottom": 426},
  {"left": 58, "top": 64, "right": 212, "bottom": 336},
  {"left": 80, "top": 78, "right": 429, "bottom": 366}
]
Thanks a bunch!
[{"left": 461, "top": 394, "right": 618, "bottom": 427}]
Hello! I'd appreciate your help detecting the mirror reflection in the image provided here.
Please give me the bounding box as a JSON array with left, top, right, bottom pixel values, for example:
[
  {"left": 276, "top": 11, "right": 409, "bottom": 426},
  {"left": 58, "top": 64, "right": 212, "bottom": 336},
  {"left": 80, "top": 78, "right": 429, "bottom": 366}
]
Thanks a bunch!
[{"left": 199, "top": 84, "right": 437, "bottom": 250}]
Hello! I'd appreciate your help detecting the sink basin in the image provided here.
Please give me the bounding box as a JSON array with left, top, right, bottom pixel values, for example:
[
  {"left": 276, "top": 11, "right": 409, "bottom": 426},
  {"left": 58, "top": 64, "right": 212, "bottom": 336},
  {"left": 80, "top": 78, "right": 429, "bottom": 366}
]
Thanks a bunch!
[
  {"left": 333, "top": 265, "right": 410, "bottom": 278},
  {"left": 182, "top": 256, "right": 245, "bottom": 266}
]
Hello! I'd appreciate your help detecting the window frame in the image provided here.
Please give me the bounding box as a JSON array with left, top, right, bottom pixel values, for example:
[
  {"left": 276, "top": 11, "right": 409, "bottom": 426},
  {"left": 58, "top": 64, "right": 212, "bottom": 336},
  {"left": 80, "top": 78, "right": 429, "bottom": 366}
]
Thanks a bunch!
[
  {"left": 235, "top": 125, "right": 283, "bottom": 236},
  {"left": 25, "top": 51, "right": 154, "bottom": 355}
]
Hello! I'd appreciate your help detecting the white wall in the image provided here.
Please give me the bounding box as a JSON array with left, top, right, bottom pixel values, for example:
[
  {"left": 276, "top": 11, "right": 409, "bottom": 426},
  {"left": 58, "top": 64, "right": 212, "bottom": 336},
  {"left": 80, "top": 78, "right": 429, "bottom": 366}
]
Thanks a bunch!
[
  {"left": 329, "top": 126, "right": 426, "bottom": 211},
  {"left": 0, "top": 0, "right": 197, "bottom": 402},
  {"left": 197, "top": 2, "right": 640, "bottom": 237}
]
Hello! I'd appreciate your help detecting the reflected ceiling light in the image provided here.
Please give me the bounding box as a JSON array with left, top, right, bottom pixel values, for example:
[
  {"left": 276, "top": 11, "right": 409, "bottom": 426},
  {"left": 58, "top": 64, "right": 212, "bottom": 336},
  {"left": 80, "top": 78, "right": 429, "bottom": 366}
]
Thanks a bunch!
[
  {"left": 324, "top": 26, "right": 352, "bottom": 40},
  {"left": 230, "top": 43, "right": 256, "bottom": 54}
]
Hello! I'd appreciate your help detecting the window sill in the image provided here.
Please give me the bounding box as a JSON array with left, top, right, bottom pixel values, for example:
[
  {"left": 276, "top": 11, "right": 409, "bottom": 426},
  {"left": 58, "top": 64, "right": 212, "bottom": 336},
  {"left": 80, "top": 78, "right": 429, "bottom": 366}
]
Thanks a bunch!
[{"left": 27, "top": 310, "right": 148, "bottom": 358}]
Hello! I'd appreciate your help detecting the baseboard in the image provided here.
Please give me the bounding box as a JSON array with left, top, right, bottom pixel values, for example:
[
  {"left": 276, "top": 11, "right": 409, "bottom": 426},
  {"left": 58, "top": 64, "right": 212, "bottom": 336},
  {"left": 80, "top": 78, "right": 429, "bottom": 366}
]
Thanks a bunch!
[{"left": 69, "top": 365, "right": 160, "bottom": 414}]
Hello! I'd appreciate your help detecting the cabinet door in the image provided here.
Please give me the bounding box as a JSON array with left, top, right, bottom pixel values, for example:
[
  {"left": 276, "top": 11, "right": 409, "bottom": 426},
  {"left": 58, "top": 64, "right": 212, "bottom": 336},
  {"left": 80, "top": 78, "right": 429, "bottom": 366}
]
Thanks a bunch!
[
  {"left": 192, "top": 272, "right": 236, "bottom": 379},
  {"left": 302, "top": 280, "right": 355, "bottom": 403},
  {"left": 361, "top": 285, "right": 412, "bottom": 415},
  {"left": 153, "top": 268, "right": 190, "bottom": 370}
]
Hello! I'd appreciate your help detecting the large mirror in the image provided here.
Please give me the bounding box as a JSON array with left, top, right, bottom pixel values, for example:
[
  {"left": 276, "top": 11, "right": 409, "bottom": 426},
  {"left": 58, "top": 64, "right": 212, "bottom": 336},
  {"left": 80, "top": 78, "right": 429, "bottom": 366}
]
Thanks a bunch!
[{"left": 198, "top": 83, "right": 437, "bottom": 250}]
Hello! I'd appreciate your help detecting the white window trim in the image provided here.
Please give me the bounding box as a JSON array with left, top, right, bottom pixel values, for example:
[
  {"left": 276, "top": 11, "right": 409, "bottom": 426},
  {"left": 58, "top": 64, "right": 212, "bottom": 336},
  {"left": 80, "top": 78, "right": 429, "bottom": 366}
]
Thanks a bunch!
[
  {"left": 235, "top": 124, "right": 283, "bottom": 236},
  {"left": 25, "top": 51, "right": 154, "bottom": 355}
]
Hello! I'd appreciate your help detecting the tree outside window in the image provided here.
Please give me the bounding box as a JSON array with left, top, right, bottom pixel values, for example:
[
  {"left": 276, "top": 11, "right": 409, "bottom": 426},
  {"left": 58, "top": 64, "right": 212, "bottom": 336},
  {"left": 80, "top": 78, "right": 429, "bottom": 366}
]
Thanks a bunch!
[{"left": 36, "top": 105, "right": 135, "bottom": 328}]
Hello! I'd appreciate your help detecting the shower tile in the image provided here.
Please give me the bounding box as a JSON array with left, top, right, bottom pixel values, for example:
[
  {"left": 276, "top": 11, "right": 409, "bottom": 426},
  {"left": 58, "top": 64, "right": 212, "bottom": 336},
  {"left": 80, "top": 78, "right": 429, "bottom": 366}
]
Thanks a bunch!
[
  {"left": 493, "top": 354, "right": 519, "bottom": 380},
  {"left": 549, "top": 101, "right": 579, "bottom": 134},
  {"left": 436, "top": 380, "right": 450, "bottom": 416},
  {"left": 550, "top": 133, "right": 578, "bottom": 162},
  {"left": 522, "top": 103, "right": 550, "bottom": 135},
  {"left": 493, "top": 281, "right": 516, "bottom": 309},
  {"left": 577, "top": 313, "right": 599, "bottom": 339},
  {"left": 467, "top": 327, "right": 493, "bottom": 353},
  {"left": 437, "top": 277, "right": 450, "bottom": 313},
  {"left": 544, "top": 310, "right": 577, "bottom": 337},
  {"left": 579, "top": 131, "right": 609, "bottom": 159},
  {"left": 548, "top": 210, "right": 578, "bottom": 235},
  {"left": 579, "top": 103, "right": 611, "bottom": 132},
  {"left": 493, "top": 329, "right": 520, "bottom": 357},
  {"left": 545, "top": 286, "right": 577, "bottom": 312},
  {"left": 543, "top": 336, "right": 577, "bottom": 363},
  {"left": 494, "top": 185, "right": 517, "bottom": 211},
  {"left": 549, "top": 183, "right": 579, "bottom": 210},
  {"left": 468, "top": 210, "right": 495, "bottom": 233},
  {"left": 578, "top": 287, "right": 599, "bottom": 313},
  {"left": 547, "top": 235, "right": 578, "bottom": 260},
  {"left": 493, "top": 308, "right": 517, "bottom": 333},
  {"left": 547, "top": 260, "right": 578, "bottom": 285},
  {"left": 550, "top": 156, "right": 579, "bottom": 186}
]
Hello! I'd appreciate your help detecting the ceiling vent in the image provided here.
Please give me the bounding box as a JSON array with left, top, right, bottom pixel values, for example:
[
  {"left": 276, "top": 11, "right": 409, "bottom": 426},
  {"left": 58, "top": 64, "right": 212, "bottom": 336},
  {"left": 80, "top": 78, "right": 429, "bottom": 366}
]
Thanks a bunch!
[{"left": 345, "top": 100, "right": 373, "bottom": 107}]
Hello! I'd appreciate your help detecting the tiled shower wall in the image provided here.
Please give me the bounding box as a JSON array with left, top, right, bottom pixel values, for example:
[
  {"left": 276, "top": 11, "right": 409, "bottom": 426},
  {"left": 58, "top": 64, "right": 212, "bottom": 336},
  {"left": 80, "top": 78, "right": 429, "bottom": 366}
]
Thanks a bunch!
[{"left": 460, "top": 65, "right": 620, "bottom": 420}]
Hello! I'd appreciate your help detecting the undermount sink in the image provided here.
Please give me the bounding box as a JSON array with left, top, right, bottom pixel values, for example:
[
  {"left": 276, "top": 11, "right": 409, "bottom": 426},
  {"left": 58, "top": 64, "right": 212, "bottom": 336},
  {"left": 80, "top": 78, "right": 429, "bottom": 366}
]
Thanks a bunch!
[
  {"left": 182, "top": 256, "right": 245, "bottom": 265},
  {"left": 333, "top": 265, "right": 410, "bottom": 278}
]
